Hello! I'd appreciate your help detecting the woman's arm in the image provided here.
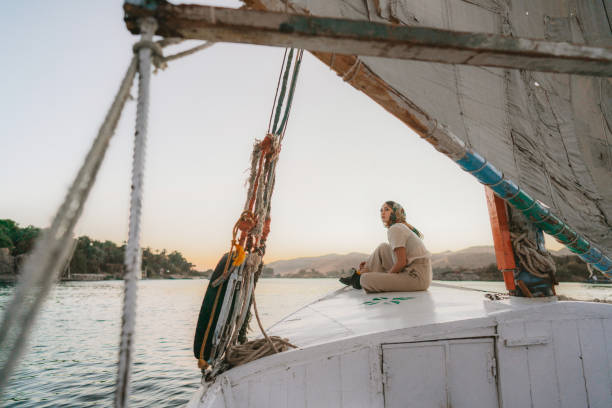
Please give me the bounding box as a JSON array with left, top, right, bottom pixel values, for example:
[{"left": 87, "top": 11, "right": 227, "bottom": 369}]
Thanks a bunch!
[{"left": 388, "top": 247, "right": 407, "bottom": 273}]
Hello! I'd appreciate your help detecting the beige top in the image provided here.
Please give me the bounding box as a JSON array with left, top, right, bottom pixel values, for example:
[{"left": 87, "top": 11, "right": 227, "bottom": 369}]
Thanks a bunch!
[{"left": 387, "top": 223, "right": 430, "bottom": 265}]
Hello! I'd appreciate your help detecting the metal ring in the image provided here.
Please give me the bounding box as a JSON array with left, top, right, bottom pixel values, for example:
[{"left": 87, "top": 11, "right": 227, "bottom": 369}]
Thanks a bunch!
[
  {"left": 522, "top": 200, "right": 538, "bottom": 212},
  {"left": 506, "top": 187, "right": 522, "bottom": 200},
  {"left": 486, "top": 175, "right": 505, "bottom": 187},
  {"left": 467, "top": 159, "right": 488, "bottom": 174},
  {"left": 533, "top": 209, "right": 552, "bottom": 224}
]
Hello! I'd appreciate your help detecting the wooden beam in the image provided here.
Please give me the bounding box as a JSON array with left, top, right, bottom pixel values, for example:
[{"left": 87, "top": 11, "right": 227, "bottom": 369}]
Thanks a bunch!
[
  {"left": 485, "top": 187, "right": 517, "bottom": 291},
  {"left": 123, "top": 3, "right": 612, "bottom": 77}
]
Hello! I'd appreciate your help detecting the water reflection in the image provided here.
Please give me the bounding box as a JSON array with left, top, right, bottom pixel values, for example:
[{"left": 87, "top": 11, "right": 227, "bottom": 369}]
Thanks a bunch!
[
  {"left": 1, "top": 279, "right": 608, "bottom": 406},
  {"left": 0, "top": 279, "right": 340, "bottom": 407}
]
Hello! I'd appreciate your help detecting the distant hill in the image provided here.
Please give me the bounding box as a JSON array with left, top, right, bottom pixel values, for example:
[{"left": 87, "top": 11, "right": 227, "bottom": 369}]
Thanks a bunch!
[
  {"left": 265, "top": 246, "right": 585, "bottom": 280},
  {"left": 430, "top": 246, "right": 495, "bottom": 270},
  {"left": 266, "top": 252, "right": 367, "bottom": 276},
  {"left": 267, "top": 246, "right": 499, "bottom": 276}
]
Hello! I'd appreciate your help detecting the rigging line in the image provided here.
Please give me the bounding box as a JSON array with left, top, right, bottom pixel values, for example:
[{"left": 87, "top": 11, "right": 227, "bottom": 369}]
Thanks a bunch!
[
  {"left": 268, "top": 49, "right": 288, "bottom": 133},
  {"left": 278, "top": 49, "right": 304, "bottom": 139},
  {"left": 115, "top": 17, "right": 157, "bottom": 408},
  {"left": 0, "top": 59, "right": 139, "bottom": 398},
  {"left": 272, "top": 48, "right": 295, "bottom": 133},
  {"left": 162, "top": 41, "right": 215, "bottom": 64}
]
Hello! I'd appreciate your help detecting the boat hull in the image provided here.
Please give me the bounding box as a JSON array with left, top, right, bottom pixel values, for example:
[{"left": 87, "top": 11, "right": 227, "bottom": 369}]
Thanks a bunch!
[{"left": 188, "top": 285, "right": 612, "bottom": 407}]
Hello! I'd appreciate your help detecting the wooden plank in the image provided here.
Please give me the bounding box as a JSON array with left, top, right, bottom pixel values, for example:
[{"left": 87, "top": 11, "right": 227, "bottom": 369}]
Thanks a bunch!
[
  {"left": 524, "top": 321, "right": 560, "bottom": 408},
  {"left": 604, "top": 318, "right": 612, "bottom": 397},
  {"left": 286, "top": 365, "right": 306, "bottom": 408},
  {"left": 123, "top": 3, "right": 612, "bottom": 77},
  {"left": 485, "top": 187, "right": 517, "bottom": 290},
  {"left": 340, "top": 348, "right": 372, "bottom": 408},
  {"left": 447, "top": 339, "right": 499, "bottom": 407},
  {"left": 578, "top": 319, "right": 612, "bottom": 407},
  {"left": 497, "top": 322, "right": 533, "bottom": 408},
  {"left": 367, "top": 345, "right": 385, "bottom": 408},
  {"left": 382, "top": 342, "right": 447, "bottom": 407},
  {"left": 247, "top": 376, "right": 269, "bottom": 407},
  {"left": 551, "top": 320, "right": 589, "bottom": 408},
  {"left": 267, "top": 370, "right": 288, "bottom": 408},
  {"left": 517, "top": 280, "right": 533, "bottom": 297},
  {"left": 231, "top": 382, "right": 249, "bottom": 407},
  {"left": 305, "top": 355, "right": 342, "bottom": 407}
]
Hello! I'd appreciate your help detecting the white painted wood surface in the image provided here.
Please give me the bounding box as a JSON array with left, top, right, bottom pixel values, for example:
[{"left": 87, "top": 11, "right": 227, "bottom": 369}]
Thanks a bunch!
[
  {"left": 383, "top": 338, "right": 499, "bottom": 408},
  {"left": 578, "top": 319, "right": 612, "bottom": 407},
  {"left": 188, "top": 286, "right": 612, "bottom": 408},
  {"left": 552, "top": 320, "right": 589, "bottom": 408}
]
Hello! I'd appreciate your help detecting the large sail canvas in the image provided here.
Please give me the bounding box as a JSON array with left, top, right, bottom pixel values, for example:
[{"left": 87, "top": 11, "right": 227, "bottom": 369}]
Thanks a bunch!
[{"left": 245, "top": 0, "right": 612, "bottom": 259}]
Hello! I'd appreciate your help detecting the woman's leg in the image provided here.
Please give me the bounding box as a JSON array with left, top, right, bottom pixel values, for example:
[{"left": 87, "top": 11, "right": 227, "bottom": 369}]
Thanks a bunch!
[
  {"left": 360, "top": 259, "right": 432, "bottom": 293},
  {"left": 364, "top": 243, "right": 394, "bottom": 273}
]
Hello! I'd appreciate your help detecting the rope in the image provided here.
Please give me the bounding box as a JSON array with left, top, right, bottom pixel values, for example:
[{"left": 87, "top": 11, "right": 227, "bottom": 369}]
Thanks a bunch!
[
  {"left": 225, "top": 288, "right": 297, "bottom": 368},
  {"left": 132, "top": 39, "right": 164, "bottom": 69},
  {"left": 244, "top": 144, "right": 263, "bottom": 211},
  {"left": 277, "top": 50, "right": 304, "bottom": 138},
  {"left": 342, "top": 58, "right": 362, "bottom": 83},
  {"left": 272, "top": 48, "right": 294, "bottom": 133},
  {"left": 115, "top": 17, "right": 157, "bottom": 408},
  {"left": 162, "top": 41, "right": 215, "bottom": 64},
  {"left": 133, "top": 38, "right": 214, "bottom": 71},
  {"left": 0, "top": 24, "right": 212, "bottom": 401},
  {"left": 225, "top": 337, "right": 296, "bottom": 367},
  {"left": 511, "top": 232, "right": 556, "bottom": 279},
  {"left": 268, "top": 49, "right": 288, "bottom": 133},
  {"left": 203, "top": 49, "right": 303, "bottom": 375},
  {"left": 0, "top": 43, "right": 138, "bottom": 400}
]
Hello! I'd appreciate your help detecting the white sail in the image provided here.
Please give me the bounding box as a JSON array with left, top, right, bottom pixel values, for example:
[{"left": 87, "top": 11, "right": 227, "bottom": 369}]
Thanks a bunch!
[{"left": 244, "top": 0, "right": 612, "bottom": 261}]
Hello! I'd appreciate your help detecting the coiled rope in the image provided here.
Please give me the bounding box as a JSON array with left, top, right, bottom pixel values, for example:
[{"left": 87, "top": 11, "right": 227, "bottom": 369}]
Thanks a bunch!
[
  {"left": 225, "top": 336, "right": 296, "bottom": 367},
  {"left": 511, "top": 232, "right": 556, "bottom": 279},
  {"left": 225, "top": 289, "right": 296, "bottom": 367}
]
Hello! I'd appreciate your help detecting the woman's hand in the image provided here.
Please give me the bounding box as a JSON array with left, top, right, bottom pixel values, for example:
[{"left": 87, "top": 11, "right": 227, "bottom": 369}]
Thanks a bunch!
[
  {"left": 388, "top": 247, "right": 407, "bottom": 273},
  {"left": 358, "top": 261, "right": 369, "bottom": 274}
]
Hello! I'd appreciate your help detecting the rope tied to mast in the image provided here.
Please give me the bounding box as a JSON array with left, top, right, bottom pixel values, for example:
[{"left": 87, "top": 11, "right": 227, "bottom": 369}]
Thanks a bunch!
[
  {"left": 133, "top": 37, "right": 216, "bottom": 71},
  {"left": 132, "top": 40, "right": 165, "bottom": 69},
  {"left": 511, "top": 232, "right": 556, "bottom": 279},
  {"left": 199, "top": 49, "right": 303, "bottom": 375},
  {"left": 115, "top": 16, "right": 158, "bottom": 408}
]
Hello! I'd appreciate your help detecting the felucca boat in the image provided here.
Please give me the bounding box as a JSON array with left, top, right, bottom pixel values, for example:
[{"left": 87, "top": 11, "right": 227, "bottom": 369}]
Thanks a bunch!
[{"left": 1, "top": 1, "right": 610, "bottom": 407}]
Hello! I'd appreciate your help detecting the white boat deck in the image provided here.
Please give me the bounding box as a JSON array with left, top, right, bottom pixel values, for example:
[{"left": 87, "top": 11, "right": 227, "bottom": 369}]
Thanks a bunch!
[
  {"left": 189, "top": 284, "right": 612, "bottom": 408},
  {"left": 267, "top": 283, "right": 549, "bottom": 348}
]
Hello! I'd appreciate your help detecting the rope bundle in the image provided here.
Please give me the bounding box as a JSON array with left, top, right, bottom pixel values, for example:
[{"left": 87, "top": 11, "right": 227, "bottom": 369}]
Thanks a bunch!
[
  {"left": 225, "top": 336, "right": 296, "bottom": 367},
  {"left": 199, "top": 49, "right": 304, "bottom": 376},
  {"left": 511, "top": 232, "right": 556, "bottom": 279}
]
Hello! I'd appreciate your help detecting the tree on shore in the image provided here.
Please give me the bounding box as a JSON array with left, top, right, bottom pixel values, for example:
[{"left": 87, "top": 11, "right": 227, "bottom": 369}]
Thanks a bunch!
[
  {"left": 0, "top": 219, "right": 40, "bottom": 256},
  {"left": 0, "top": 218, "right": 197, "bottom": 278}
]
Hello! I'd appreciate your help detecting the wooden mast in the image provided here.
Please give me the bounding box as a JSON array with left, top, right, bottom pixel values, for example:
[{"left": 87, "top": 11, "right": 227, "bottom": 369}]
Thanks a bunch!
[{"left": 485, "top": 187, "right": 517, "bottom": 293}]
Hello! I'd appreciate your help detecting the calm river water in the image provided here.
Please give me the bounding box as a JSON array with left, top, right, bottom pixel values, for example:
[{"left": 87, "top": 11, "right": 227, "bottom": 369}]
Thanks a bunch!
[{"left": 0, "top": 279, "right": 610, "bottom": 407}]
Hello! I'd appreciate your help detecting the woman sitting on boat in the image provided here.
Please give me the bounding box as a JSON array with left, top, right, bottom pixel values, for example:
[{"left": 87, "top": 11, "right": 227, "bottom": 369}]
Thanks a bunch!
[{"left": 340, "top": 201, "right": 432, "bottom": 293}]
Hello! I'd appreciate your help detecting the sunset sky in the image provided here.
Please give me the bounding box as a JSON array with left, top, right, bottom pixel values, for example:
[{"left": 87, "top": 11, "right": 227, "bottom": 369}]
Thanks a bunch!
[{"left": 0, "top": 1, "right": 562, "bottom": 269}]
